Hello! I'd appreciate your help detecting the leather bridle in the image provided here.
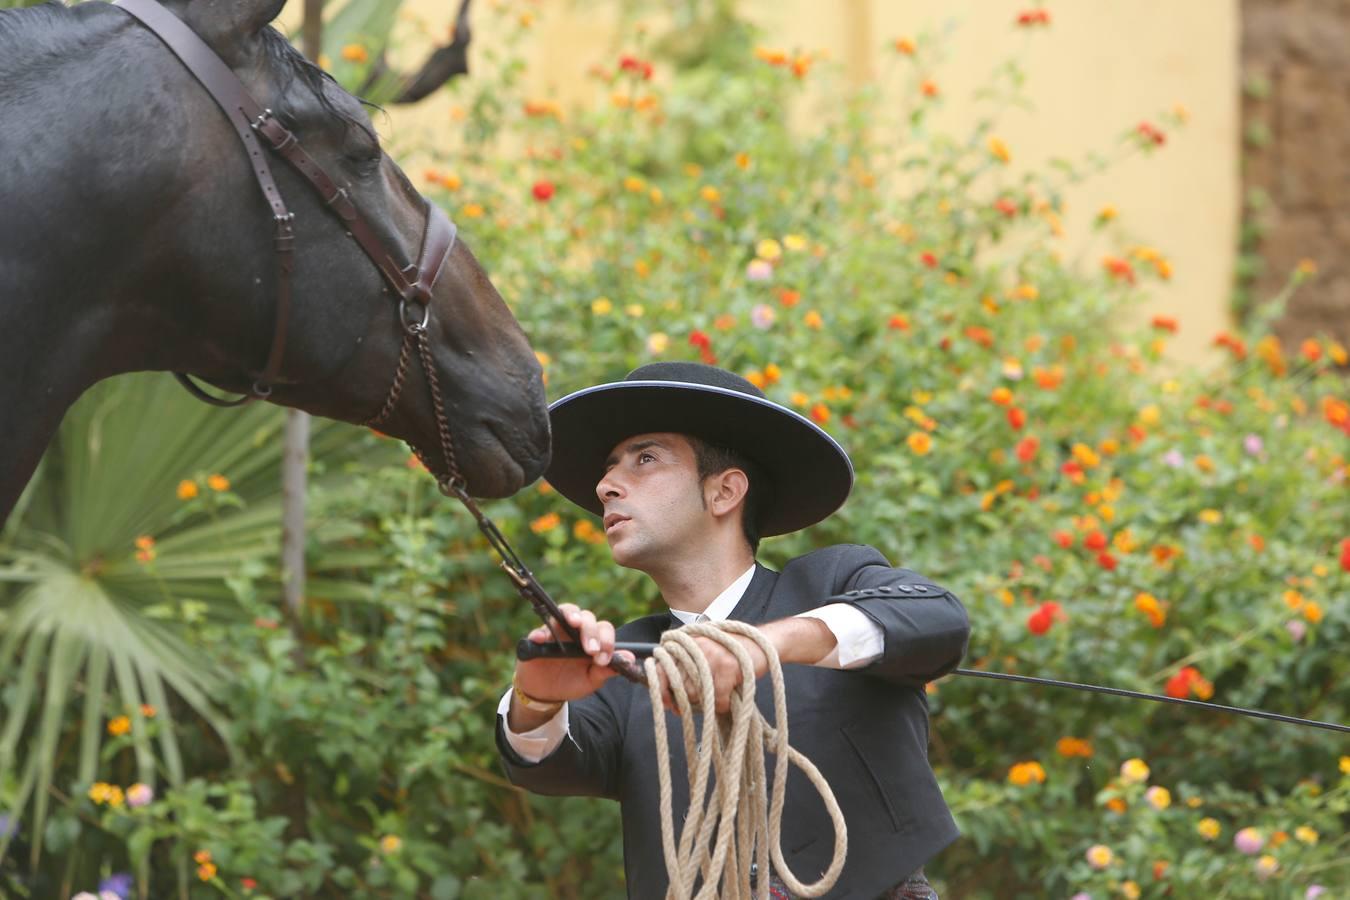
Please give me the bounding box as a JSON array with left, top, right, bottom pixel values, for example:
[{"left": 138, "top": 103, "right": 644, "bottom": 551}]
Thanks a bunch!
[{"left": 113, "top": 0, "right": 468, "bottom": 488}]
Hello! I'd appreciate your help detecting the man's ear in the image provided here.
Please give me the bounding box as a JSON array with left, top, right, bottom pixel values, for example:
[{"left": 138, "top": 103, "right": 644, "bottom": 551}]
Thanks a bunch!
[
  {"left": 185, "top": 0, "right": 287, "bottom": 63},
  {"left": 706, "top": 468, "right": 750, "bottom": 521}
]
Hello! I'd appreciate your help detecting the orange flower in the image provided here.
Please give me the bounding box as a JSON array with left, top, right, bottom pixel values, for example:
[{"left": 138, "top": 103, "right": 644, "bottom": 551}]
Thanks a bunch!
[
  {"left": 206, "top": 473, "right": 230, "bottom": 492},
  {"left": 888, "top": 313, "right": 911, "bottom": 331},
  {"left": 1006, "top": 407, "right": 1026, "bottom": 430},
  {"left": 1007, "top": 761, "right": 1047, "bottom": 786},
  {"left": 713, "top": 313, "right": 736, "bottom": 331},
  {"left": 1300, "top": 338, "right": 1322, "bottom": 362},
  {"left": 810, "top": 404, "right": 831, "bottom": 425},
  {"left": 803, "top": 310, "right": 824, "bottom": 330},
  {"left": 1103, "top": 256, "right": 1135, "bottom": 284},
  {"left": 340, "top": 44, "right": 369, "bottom": 63},
  {"left": 920, "top": 80, "right": 939, "bottom": 98},
  {"left": 1134, "top": 592, "right": 1166, "bottom": 628},
  {"left": 893, "top": 37, "right": 916, "bottom": 55},
  {"left": 176, "top": 479, "right": 199, "bottom": 500},
  {"left": 777, "top": 288, "right": 801, "bottom": 307},
  {"left": 1056, "top": 737, "right": 1093, "bottom": 758},
  {"left": 990, "top": 387, "right": 1014, "bottom": 406},
  {"left": 1151, "top": 315, "right": 1179, "bottom": 333},
  {"left": 907, "top": 432, "right": 932, "bottom": 456},
  {"left": 1016, "top": 436, "right": 1039, "bottom": 462},
  {"left": 764, "top": 363, "right": 782, "bottom": 384},
  {"left": 530, "top": 513, "right": 561, "bottom": 534},
  {"left": 107, "top": 715, "right": 131, "bottom": 736}
]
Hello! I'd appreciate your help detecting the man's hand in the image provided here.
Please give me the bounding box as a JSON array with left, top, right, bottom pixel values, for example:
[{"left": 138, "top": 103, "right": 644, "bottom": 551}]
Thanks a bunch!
[
  {"left": 509, "top": 603, "right": 627, "bottom": 731},
  {"left": 658, "top": 617, "right": 836, "bottom": 715}
]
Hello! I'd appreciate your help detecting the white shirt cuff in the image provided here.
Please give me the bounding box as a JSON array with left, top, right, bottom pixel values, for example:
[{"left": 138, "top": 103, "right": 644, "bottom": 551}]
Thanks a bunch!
[
  {"left": 795, "top": 603, "right": 884, "bottom": 669},
  {"left": 497, "top": 688, "right": 569, "bottom": 763}
]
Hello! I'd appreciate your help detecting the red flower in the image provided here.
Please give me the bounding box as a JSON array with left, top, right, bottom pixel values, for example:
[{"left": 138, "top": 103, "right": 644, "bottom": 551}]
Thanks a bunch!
[
  {"left": 1027, "top": 601, "right": 1062, "bottom": 635},
  {"left": 1006, "top": 407, "right": 1026, "bottom": 430},
  {"left": 688, "top": 330, "right": 711, "bottom": 348},
  {"left": 1340, "top": 537, "right": 1350, "bottom": 572},
  {"left": 531, "top": 180, "right": 555, "bottom": 202},
  {"left": 1096, "top": 552, "right": 1118, "bottom": 571},
  {"left": 1151, "top": 315, "right": 1179, "bottom": 333},
  {"left": 1015, "top": 9, "right": 1051, "bottom": 26},
  {"left": 241, "top": 878, "right": 258, "bottom": 891},
  {"left": 619, "top": 55, "right": 653, "bottom": 79},
  {"left": 964, "top": 325, "right": 995, "bottom": 348},
  {"left": 888, "top": 313, "right": 911, "bottom": 331},
  {"left": 1053, "top": 530, "right": 1073, "bottom": 549},
  {"left": 994, "top": 197, "right": 1018, "bottom": 217},
  {"left": 1083, "top": 531, "right": 1108, "bottom": 551},
  {"left": 920, "top": 251, "right": 939, "bottom": 269},
  {"left": 1103, "top": 256, "right": 1136, "bottom": 284},
  {"left": 1136, "top": 121, "right": 1166, "bottom": 146},
  {"left": 1016, "top": 436, "right": 1039, "bottom": 462},
  {"left": 1165, "top": 666, "right": 1200, "bottom": 699}
]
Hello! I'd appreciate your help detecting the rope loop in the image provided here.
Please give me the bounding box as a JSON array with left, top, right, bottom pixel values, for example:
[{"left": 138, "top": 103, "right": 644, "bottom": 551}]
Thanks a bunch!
[{"left": 645, "top": 620, "right": 847, "bottom": 900}]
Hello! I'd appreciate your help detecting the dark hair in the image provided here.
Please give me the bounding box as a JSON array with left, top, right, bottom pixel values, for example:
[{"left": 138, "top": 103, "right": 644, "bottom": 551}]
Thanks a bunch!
[{"left": 686, "top": 436, "right": 769, "bottom": 555}]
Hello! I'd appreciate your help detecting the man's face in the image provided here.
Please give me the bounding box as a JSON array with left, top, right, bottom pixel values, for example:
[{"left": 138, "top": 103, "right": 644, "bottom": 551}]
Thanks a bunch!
[{"left": 594, "top": 432, "right": 708, "bottom": 570}]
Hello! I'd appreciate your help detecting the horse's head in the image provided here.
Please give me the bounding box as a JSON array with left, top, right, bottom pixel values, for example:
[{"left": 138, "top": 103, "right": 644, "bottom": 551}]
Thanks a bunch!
[{"left": 124, "top": 0, "right": 549, "bottom": 498}]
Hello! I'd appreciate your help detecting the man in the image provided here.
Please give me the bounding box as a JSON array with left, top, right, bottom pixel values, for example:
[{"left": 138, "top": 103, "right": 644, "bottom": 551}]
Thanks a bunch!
[{"left": 496, "top": 362, "right": 970, "bottom": 900}]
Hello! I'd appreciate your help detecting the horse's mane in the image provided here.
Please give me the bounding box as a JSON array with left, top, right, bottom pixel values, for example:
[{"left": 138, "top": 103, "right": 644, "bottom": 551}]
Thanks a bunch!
[
  {"left": 258, "top": 25, "right": 382, "bottom": 144},
  {"left": 0, "top": 3, "right": 76, "bottom": 77}
]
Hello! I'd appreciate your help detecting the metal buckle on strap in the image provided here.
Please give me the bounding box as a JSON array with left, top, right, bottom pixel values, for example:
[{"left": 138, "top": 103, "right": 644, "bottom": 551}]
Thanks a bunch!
[{"left": 273, "top": 213, "right": 296, "bottom": 252}]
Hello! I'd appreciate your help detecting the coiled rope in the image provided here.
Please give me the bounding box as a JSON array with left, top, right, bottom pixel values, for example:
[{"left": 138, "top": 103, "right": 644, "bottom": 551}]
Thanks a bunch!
[{"left": 644, "top": 620, "right": 848, "bottom": 900}]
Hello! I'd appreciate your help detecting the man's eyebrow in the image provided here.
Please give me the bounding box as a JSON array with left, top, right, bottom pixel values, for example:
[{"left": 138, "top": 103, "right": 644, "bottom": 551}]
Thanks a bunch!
[{"left": 604, "top": 439, "right": 666, "bottom": 468}]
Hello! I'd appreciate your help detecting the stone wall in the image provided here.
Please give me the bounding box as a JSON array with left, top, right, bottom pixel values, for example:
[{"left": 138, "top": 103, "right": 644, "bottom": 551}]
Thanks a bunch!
[{"left": 1241, "top": 0, "right": 1350, "bottom": 348}]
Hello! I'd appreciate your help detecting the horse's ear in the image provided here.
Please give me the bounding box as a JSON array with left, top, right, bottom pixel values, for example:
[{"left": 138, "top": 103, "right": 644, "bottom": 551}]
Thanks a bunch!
[{"left": 188, "top": 0, "right": 287, "bottom": 59}]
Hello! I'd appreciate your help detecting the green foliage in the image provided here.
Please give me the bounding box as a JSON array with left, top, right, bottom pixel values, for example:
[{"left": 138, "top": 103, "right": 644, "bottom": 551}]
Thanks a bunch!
[{"left": 3, "top": 4, "right": 1347, "bottom": 899}]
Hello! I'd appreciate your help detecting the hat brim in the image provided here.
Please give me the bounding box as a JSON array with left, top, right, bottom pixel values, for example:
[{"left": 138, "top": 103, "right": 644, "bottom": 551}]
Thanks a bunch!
[{"left": 544, "top": 380, "right": 854, "bottom": 537}]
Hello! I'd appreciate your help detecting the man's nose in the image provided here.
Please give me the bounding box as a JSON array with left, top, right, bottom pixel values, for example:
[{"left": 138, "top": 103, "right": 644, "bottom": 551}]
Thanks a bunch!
[{"left": 596, "top": 471, "right": 624, "bottom": 503}]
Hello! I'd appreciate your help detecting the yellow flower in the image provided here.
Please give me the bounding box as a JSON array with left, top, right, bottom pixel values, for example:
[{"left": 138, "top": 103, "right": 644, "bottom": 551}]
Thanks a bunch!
[
  {"left": 648, "top": 187, "right": 664, "bottom": 205},
  {"left": 108, "top": 715, "right": 131, "bottom": 737},
  {"left": 1145, "top": 786, "right": 1171, "bottom": 810},
  {"left": 745, "top": 369, "right": 767, "bottom": 389},
  {"left": 907, "top": 432, "right": 932, "bottom": 456},
  {"left": 1194, "top": 454, "right": 1214, "bottom": 473},
  {"left": 1086, "top": 844, "right": 1113, "bottom": 869},
  {"left": 1007, "top": 761, "right": 1047, "bottom": 786},
  {"left": 623, "top": 175, "right": 645, "bottom": 193},
  {"left": 647, "top": 332, "right": 669, "bottom": 354},
  {"left": 1121, "top": 882, "right": 1140, "bottom": 900},
  {"left": 197, "top": 861, "right": 217, "bottom": 881},
  {"left": 764, "top": 363, "right": 782, "bottom": 384},
  {"left": 756, "top": 238, "right": 783, "bottom": 261},
  {"left": 194, "top": 849, "right": 212, "bottom": 864},
  {"left": 1294, "top": 825, "right": 1318, "bottom": 845},
  {"left": 1302, "top": 601, "right": 1323, "bottom": 623},
  {"left": 88, "top": 782, "right": 111, "bottom": 804},
  {"left": 1071, "top": 443, "right": 1101, "bottom": 469},
  {"left": 380, "top": 834, "right": 403, "bottom": 854},
  {"left": 340, "top": 43, "right": 369, "bottom": 63},
  {"left": 790, "top": 392, "right": 810, "bottom": 408},
  {"left": 1120, "top": 758, "right": 1150, "bottom": 784},
  {"left": 700, "top": 185, "right": 721, "bottom": 203},
  {"left": 735, "top": 151, "right": 751, "bottom": 170},
  {"left": 803, "top": 310, "right": 824, "bottom": 330},
  {"left": 1296, "top": 258, "right": 1317, "bottom": 276},
  {"left": 783, "top": 234, "right": 808, "bottom": 252},
  {"left": 1255, "top": 855, "right": 1278, "bottom": 877},
  {"left": 1197, "top": 817, "right": 1222, "bottom": 840},
  {"left": 1012, "top": 283, "right": 1039, "bottom": 301},
  {"left": 1098, "top": 204, "right": 1118, "bottom": 221},
  {"left": 461, "top": 203, "right": 484, "bottom": 218},
  {"left": 624, "top": 304, "right": 645, "bottom": 318},
  {"left": 206, "top": 473, "right": 230, "bottom": 492},
  {"left": 988, "top": 136, "right": 1011, "bottom": 163},
  {"left": 1198, "top": 509, "right": 1222, "bottom": 525},
  {"left": 591, "top": 297, "right": 613, "bottom": 315},
  {"left": 1341, "top": 755, "right": 1350, "bottom": 775},
  {"left": 633, "top": 259, "right": 651, "bottom": 278},
  {"left": 529, "top": 513, "right": 561, "bottom": 534},
  {"left": 176, "top": 480, "right": 198, "bottom": 500},
  {"left": 1185, "top": 796, "right": 1202, "bottom": 808},
  {"left": 1137, "top": 404, "right": 1161, "bottom": 426},
  {"left": 893, "top": 37, "right": 916, "bottom": 55}
]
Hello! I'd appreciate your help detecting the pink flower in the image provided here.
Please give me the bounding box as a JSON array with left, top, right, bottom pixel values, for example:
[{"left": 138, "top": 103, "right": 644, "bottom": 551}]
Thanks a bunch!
[
  {"left": 746, "top": 259, "right": 773, "bottom": 282},
  {"left": 1163, "top": 449, "right": 1184, "bottom": 468},
  {"left": 1234, "top": 827, "right": 1264, "bottom": 855},
  {"left": 1243, "top": 434, "right": 1264, "bottom": 456},
  {"left": 126, "top": 783, "right": 154, "bottom": 808},
  {"left": 751, "top": 304, "right": 776, "bottom": 329},
  {"left": 1286, "top": 619, "right": 1307, "bottom": 641}
]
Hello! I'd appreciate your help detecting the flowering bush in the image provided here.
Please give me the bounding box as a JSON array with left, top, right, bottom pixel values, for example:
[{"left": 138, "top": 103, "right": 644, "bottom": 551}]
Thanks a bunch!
[{"left": 3, "top": 2, "right": 1345, "bottom": 897}]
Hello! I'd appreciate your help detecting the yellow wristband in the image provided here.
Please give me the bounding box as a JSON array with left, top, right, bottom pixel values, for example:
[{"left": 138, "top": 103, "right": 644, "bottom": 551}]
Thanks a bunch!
[{"left": 512, "top": 675, "right": 563, "bottom": 713}]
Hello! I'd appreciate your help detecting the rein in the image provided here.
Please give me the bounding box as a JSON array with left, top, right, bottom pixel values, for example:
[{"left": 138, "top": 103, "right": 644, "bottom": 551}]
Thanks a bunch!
[{"left": 114, "top": 0, "right": 456, "bottom": 408}]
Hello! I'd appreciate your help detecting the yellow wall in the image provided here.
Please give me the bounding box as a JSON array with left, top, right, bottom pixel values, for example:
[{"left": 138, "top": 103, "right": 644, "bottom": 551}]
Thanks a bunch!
[{"left": 303, "top": 0, "right": 1240, "bottom": 365}]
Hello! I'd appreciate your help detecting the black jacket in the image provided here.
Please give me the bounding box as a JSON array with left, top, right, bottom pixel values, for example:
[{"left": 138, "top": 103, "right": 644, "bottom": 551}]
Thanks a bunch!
[{"left": 497, "top": 544, "right": 971, "bottom": 899}]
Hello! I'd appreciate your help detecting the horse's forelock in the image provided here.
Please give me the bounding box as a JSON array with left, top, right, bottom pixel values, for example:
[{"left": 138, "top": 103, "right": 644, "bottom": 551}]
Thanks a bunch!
[{"left": 256, "top": 27, "right": 381, "bottom": 144}]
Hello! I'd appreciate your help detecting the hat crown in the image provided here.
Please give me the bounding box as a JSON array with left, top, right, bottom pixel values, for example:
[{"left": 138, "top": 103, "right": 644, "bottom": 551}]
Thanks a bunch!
[{"left": 624, "top": 362, "right": 766, "bottom": 400}]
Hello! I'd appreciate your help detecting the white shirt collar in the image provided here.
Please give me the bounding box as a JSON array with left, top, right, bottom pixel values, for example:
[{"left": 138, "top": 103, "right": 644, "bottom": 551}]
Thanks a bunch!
[{"left": 669, "top": 564, "right": 756, "bottom": 625}]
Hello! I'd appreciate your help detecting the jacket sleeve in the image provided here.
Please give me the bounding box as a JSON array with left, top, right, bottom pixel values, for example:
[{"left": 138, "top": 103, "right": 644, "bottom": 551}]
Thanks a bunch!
[
  {"left": 816, "top": 544, "right": 971, "bottom": 687},
  {"left": 495, "top": 677, "right": 627, "bottom": 800}
]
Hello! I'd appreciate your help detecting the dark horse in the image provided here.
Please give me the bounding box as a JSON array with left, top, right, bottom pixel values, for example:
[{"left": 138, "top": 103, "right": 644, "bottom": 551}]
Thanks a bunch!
[{"left": 0, "top": 0, "right": 551, "bottom": 522}]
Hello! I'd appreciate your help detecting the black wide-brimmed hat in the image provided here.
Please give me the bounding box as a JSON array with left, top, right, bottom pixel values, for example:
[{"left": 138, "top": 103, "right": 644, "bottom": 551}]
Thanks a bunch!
[{"left": 544, "top": 362, "right": 854, "bottom": 537}]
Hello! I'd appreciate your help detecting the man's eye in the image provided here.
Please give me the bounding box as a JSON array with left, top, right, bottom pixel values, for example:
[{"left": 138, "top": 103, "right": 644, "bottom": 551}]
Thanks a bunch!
[{"left": 638, "top": 453, "right": 655, "bottom": 463}]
